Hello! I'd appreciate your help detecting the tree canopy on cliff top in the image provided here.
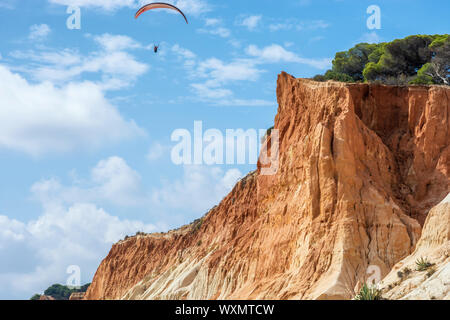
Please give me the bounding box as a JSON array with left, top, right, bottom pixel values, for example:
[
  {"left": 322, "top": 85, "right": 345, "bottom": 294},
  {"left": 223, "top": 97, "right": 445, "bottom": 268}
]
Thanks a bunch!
[
  {"left": 314, "top": 34, "right": 449, "bottom": 85},
  {"left": 30, "top": 283, "right": 90, "bottom": 300}
]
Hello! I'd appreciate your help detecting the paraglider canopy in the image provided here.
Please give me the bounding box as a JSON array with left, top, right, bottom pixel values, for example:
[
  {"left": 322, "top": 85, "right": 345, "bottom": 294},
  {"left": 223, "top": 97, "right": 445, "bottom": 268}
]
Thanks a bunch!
[{"left": 135, "top": 2, "right": 188, "bottom": 24}]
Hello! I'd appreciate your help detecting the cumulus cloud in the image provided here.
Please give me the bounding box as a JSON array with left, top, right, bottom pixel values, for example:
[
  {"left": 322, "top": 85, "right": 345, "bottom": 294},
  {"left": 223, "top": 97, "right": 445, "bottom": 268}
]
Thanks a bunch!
[
  {"left": 195, "top": 58, "right": 262, "bottom": 85},
  {"left": 29, "top": 24, "right": 51, "bottom": 40},
  {"left": 151, "top": 166, "right": 242, "bottom": 212},
  {"left": 246, "top": 44, "right": 332, "bottom": 69},
  {"left": 237, "top": 15, "right": 262, "bottom": 31},
  {"left": 359, "top": 31, "right": 382, "bottom": 44},
  {"left": 10, "top": 33, "right": 149, "bottom": 89},
  {"left": 32, "top": 157, "right": 144, "bottom": 206},
  {"left": 0, "top": 157, "right": 158, "bottom": 299},
  {"left": 48, "top": 0, "right": 210, "bottom": 15},
  {"left": 190, "top": 57, "right": 266, "bottom": 104},
  {"left": 170, "top": 40, "right": 329, "bottom": 105},
  {"left": 147, "top": 142, "right": 169, "bottom": 161},
  {"left": 0, "top": 203, "right": 155, "bottom": 299},
  {"left": 0, "top": 65, "right": 144, "bottom": 155},
  {"left": 0, "top": 156, "right": 244, "bottom": 298},
  {"left": 170, "top": 44, "right": 274, "bottom": 106},
  {"left": 268, "top": 19, "right": 330, "bottom": 32},
  {"left": 198, "top": 18, "right": 231, "bottom": 38},
  {"left": 93, "top": 33, "right": 143, "bottom": 51},
  {"left": 48, "top": 0, "right": 136, "bottom": 11}
]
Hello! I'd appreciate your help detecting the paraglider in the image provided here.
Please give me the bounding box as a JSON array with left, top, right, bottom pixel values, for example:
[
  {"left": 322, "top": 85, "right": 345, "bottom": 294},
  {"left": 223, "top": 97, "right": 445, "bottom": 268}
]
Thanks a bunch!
[
  {"left": 135, "top": 2, "right": 189, "bottom": 24},
  {"left": 135, "top": 3, "right": 188, "bottom": 54}
]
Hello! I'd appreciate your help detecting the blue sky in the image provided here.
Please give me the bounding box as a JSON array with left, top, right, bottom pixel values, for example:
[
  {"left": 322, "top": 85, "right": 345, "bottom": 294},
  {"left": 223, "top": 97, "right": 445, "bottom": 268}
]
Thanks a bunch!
[{"left": 0, "top": 0, "right": 448, "bottom": 299}]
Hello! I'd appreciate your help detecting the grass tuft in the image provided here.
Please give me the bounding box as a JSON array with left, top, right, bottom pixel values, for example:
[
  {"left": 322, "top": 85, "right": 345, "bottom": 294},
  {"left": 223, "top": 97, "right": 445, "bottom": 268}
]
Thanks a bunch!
[{"left": 354, "top": 283, "right": 383, "bottom": 300}]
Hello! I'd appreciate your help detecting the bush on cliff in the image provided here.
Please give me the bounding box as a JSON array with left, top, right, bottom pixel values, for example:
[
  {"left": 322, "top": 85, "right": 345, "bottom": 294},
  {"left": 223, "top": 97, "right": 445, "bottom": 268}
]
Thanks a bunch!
[
  {"left": 313, "top": 34, "right": 449, "bottom": 85},
  {"left": 30, "top": 283, "right": 91, "bottom": 300},
  {"left": 354, "top": 283, "right": 383, "bottom": 300}
]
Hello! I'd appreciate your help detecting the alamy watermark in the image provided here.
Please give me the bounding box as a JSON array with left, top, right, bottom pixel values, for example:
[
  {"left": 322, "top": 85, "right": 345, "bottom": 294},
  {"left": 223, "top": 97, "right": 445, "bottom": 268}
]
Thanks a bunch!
[
  {"left": 170, "top": 121, "right": 279, "bottom": 176},
  {"left": 66, "top": 6, "right": 81, "bottom": 30},
  {"left": 366, "top": 265, "right": 382, "bottom": 286},
  {"left": 367, "top": 5, "right": 381, "bottom": 30},
  {"left": 66, "top": 265, "right": 81, "bottom": 289}
]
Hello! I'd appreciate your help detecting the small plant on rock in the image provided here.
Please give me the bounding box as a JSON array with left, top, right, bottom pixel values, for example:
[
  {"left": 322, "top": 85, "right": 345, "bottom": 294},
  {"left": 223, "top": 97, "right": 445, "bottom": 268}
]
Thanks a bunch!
[
  {"left": 415, "top": 257, "right": 433, "bottom": 271},
  {"left": 426, "top": 268, "right": 436, "bottom": 278},
  {"left": 354, "top": 283, "right": 383, "bottom": 300},
  {"left": 403, "top": 267, "right": 412, "bottom": 276}
]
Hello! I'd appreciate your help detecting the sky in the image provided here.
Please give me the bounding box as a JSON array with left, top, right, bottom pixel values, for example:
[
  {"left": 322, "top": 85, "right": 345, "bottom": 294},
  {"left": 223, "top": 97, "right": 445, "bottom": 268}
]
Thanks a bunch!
[{"left": 0, "top": 0, "right": 448, "bottom": 299}]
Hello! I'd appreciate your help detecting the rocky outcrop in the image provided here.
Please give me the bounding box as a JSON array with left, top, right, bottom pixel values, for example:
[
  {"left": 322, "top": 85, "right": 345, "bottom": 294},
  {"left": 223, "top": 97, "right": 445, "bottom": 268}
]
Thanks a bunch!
[
  {"left": 85, "top": 74, "right": 449, "bottom": 300},
  {"left": 379, "top": 194, "right": 449, "bottom": 299},
  {"left": 69, "top": 292, "right": 86, "bottom": 300}
]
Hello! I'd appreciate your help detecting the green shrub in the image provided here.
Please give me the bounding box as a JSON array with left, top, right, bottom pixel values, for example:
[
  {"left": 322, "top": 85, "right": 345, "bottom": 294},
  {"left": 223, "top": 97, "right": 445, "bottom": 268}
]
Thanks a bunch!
[
  {"left": 315, "top": 34, "right": 449, "bottom": 85},
  {"left": 191, "top": 218, "right": 204, "bottom": 233},
  {"left": 38, "top": 283, "right": 91, "bottom": 300},
  {"left": 354, "top": 283, "right": 383, "bottom": 300},
  {"left": 415, "top": 257, "right": 433, "bottom": 271},
  {"left": 312, "top": 74, "right": 326, "bottom": 82}
]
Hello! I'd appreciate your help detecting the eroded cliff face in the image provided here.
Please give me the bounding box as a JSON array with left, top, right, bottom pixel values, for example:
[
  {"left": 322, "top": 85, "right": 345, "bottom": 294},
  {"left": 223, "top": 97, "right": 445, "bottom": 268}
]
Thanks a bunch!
[
  {"left": 379, "top": 194, "right": 449, "bottom": 300},
  {"left": 85, "top": 74, "right": 449, "bottom": 300}
]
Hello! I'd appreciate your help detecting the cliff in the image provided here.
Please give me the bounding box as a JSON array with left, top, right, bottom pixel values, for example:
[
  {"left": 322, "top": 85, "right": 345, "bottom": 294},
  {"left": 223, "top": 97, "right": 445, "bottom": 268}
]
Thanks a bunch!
[
  {"left": 379, "top": 194, "right": 449, "bottom": 299},
  {"left": 85, "top": 73, "right": 450, "bottom": 300}
]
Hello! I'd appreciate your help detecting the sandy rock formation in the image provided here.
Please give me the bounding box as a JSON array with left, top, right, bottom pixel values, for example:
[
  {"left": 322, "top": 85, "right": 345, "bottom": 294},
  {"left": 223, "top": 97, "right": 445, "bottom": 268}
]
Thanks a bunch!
[
  {"left": 69, "top": 292, "right": 86, "bottom": 300},
  {"left": 85, "top": 74, "right": 449, "bottom": 300},
  {"left": 379, "top": 194, "right": 449, "bottom": 299}
]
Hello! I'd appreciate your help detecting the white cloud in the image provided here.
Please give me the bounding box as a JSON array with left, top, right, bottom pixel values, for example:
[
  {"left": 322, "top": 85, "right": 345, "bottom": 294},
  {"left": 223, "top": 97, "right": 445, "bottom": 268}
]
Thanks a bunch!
[
  {"left": 191, "top": 83, "right": 233, "bottom": 99},
  {"left": 0, "top": 0, "right": 16, "bottom": 9},
  {"left": 151, "top": 166, "right": 242, "bottom": 212},
  {"left": 48, "top": 0, "right": 136, "bottom": 11},
  {"left": 298, "top": 20, "right": 330, "bottom": 31},
  {"left": 195, "top": 58, "right": 262, "bottom": 84},
  {"left": 0, "top": 203, "right": 155, "bottom": 299},
  {"left": 48, "top": 0, "right": 210, "bottom": 15},
  {"left": 190, "top": 57, "right": 265, "bottom": 103},
  {"left": 147, "top": 142, "right": 169, "bottom": 161},
  {"left": 170, "top": 45, "right": 275, "bottom": 105},
  {"left": 269, "top": 23, "right": 292, "bottom": 32},
  {"left": 0, "top": 156, "right": 244, "bottom": 298},
  {"left": 0, "top": 65, "right": 144, "bottom": 155},
  {"left": 172, "top": 44, "right": 196, "bottom": 60},
  {"left": 29, "top": 24, "right": 51, "bottom": 40},
  {"left": 204, "top": 18, "right": 221, "bottom": 26},
  {"left": 246, "top": 44, "right": 332, "bottom": 69},
  {"left": 93, "top": 33, "right": 142, "bottom": 51},
  {"left": 198, "top": 26, "right": 231, "bottom": 38},
  {"left": 198, "top": 18, "right": 231, "bottom": 38},
  {"left": 238, "top": 15, "right": 262, "bottom": 31},
  {"left": 360, "top": 31, "right": 382, "bottom": 44},
  {"left": 32, "top": 157, "right": 144, "bottom": 207},
  {"left": 171, "top": 0, "right": 210, "bottom": 16},
  {"left": 91, "top": 157, "right": 143, "bottom": 205},
  {"left": 269, "top": 19, "right": 330, "bottom": 32},
  {"left": 10, "top": 34, "right": 149, "bottom": 89}
]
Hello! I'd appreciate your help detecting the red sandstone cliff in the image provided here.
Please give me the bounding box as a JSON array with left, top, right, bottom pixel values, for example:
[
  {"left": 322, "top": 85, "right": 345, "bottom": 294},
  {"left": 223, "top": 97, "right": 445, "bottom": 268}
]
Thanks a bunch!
[{"left": 85, "top": 73, "right": 449, "bottom": 300}]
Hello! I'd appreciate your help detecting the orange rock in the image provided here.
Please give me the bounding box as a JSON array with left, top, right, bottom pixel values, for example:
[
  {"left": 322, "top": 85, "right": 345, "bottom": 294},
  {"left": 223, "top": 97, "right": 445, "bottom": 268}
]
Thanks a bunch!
[
  {"left": 85, "top": 74, "right": 449, "bottom": 300},
  {"left": 69, "top": 292, "right": 85, "bottom": 300}
]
